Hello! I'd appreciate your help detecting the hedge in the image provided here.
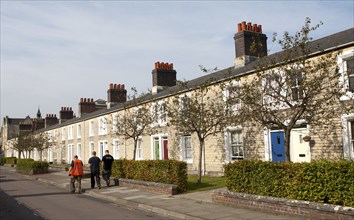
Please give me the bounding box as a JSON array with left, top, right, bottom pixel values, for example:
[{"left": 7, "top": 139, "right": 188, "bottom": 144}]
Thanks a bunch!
[
  {"left": 16, "top": 159, "right": 49, "bottom": 175},
  {"left": 111, "top": 159, "right": 188, "bottom": 193},
  {"left": 224, "top": 160, "right": 354, "bottom": 207},
  {"left": 3, "top": 157, "right": 17, "bottom": 165}
]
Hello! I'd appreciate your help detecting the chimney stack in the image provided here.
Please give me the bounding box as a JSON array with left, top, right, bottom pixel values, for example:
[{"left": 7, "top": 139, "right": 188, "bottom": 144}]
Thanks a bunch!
[
  {"left": 234, "top": 21, "right": 267, "bottom": 68},
  {"left": 152, "top": 62, "right": 177, "bottom": 94},
  {"left": 107, "top": 83, "right": 127, "bottom": 109},
  {"left": 59, "top": 107, "right": 74, "bottom": 123},
  {"left": 45, "top": 114, "right": 59, "bottom": 128},
  {"left": 78, "top": 98, "right": 96, "bottom": 117}
]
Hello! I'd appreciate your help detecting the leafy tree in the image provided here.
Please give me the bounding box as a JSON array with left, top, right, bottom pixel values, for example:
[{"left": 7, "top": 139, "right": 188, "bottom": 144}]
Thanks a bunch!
[
  {"left": 235, "top": 18, "right": 352, "bottom": 162},
  {"left": 112, "top": 88, "right": 155, "bottom": 160},
  {"left": 167, "top": 66, "right": 235, "bottom": 184}
]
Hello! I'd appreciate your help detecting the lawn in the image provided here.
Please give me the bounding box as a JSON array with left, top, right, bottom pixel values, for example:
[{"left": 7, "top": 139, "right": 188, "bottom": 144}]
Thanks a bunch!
[{"left": 186, "top": 175, "right": 226, "bottom": 193}]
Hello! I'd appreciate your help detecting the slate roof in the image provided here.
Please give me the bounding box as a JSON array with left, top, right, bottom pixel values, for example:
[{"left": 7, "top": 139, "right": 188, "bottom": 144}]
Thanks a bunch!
[{"left": 39, "top": 28, "right": 354, "bottom": 132}]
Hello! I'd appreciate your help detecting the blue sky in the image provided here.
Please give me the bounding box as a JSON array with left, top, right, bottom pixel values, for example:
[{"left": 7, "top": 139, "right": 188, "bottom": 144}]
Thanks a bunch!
[{"left": 1, "top": 1, "right": 353, "bottom": 122}]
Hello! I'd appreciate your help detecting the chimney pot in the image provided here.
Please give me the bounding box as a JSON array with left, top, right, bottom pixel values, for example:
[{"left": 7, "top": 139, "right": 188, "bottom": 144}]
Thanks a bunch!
[
  {"left": 241, "top": 21, "right": 246, "bottom": 30},
  {"left": 253, "top": 24, "right": 257, "bottom": 32},
  {"left": 122, "top": 84, "right": 125, "bottom": 89},
  {"left": 109, "top": 83, "right": 113, "bottom": 89},
  {"left": 117, "top": 84, "right": 121, "bottom": 89},
  {"left": 247, "top": 22, "right": 252, "bottom": 31},
  {"left": 237, "top": 23, "right": 242, "bottom": 32},
  {"left": 258, "top": 25, "right": 262, "bottom": 33}
]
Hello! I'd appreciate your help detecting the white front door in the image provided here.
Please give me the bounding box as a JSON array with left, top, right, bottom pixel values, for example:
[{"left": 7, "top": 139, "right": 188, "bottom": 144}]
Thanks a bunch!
[{"left": 290, "top": 128, "right": 311, "bottom": 162}]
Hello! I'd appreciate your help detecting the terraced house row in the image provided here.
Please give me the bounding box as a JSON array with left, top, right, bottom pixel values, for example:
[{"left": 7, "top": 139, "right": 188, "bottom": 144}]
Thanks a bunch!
[{"left": 2, "top": 21, "right": 354, "bottom": 175}]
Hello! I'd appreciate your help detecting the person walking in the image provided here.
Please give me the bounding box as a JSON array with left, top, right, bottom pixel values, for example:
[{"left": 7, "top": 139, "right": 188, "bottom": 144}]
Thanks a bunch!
[
  {"left": 102, "top": 150, "right": 114, "bottom": 187},
  {"left": 88, "top": 151, "right": 101, "bottom": 189},
  {"left": 69, "top": 155, "right": 84, "bottom": 194}
]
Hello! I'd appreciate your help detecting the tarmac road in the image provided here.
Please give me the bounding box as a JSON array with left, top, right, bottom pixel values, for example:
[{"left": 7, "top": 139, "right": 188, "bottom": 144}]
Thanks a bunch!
[{"left": 0, "top": 171, "right": 175, "bottom": 220}]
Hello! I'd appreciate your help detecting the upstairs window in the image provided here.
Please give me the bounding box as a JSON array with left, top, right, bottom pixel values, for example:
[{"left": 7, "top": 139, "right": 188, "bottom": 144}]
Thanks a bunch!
[
  {"left": 112, "top": 113, "right": 119, "bottom": 133},
  {"left": 89, "top": 120, "right": 94, "bottom": 136},
  {"left": 346, "top": 58, "right": 354, "bottom": 92},
  {"left": 61, "top": 128, "right": 66, "bottom": 140},
  {"left": 99, "top": 117, "right": 107, "bottom": 135},
  {"left": 77, "top": 124, "right": 81, "bottom": 138},
  {"left": 68, "top": 125, "right": 73, "bottom": 140},
  {"left": 290, "top": 72, "right": 304, "bottom": 101},
  {"left": 179, "top": 94, "right": 191, "bottom": 119},
  {"left": 339, "top": 51, "right": 354, "bottom": 100},
  {"left": 224, "top": 82, "right": 241, "bottom": 113},
  {"left": 151, "top": 101, "right": 167, "bottom": 126}
]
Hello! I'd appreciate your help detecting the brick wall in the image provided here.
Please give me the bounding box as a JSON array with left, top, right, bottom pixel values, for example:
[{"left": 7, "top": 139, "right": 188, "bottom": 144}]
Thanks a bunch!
[
  {"left": 118, "top": 178, "right": 177, "bottom": 195},
  {"left": 212, "top": 191, "right": 354, "bottom": 220}
]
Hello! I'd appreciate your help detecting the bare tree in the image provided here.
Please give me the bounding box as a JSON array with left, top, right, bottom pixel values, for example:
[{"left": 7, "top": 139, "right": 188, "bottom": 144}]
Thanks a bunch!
[
  {"left": 112, "top": 88, "right": 155, "bottom": 160},
  {"left": 33, "top": 132, "right": 51, "bottom": 161},
  {"left": 235, "top": 18, "right": 352, "bottom": 162},
  {"left": 167, "top": 66, "right": 235, "bottom": 184},
  {"left": 12, "top": 131, "right": 32, "bottom": 158}
]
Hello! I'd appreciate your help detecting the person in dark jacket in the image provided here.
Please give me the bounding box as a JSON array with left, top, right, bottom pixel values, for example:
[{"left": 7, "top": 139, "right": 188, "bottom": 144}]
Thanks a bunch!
[
  {"left": 102, "top": 150, "right": 114, "bottom": 187},
  {"left": 88, "top": 151, "right": 101, "bottom": 189}
]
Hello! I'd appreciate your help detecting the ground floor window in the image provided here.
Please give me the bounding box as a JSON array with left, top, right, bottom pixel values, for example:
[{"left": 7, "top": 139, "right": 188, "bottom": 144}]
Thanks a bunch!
[
  {"left": 180, "top": 135, "right": 192, "bottom": 163},
  {"left": 53, "top": 145, "right": 57, "bottom": 161},
  {"left": 98, "top": 141, "right": 108, "bottom": 158},
  {"left": 136, "top": 137, "right": 143, "bottom": 160},
  {"left": 61, "top": 145, "right": 66, "bottom": 164},
  {"left": 77, "top": 143, "right": 82, "bottom": 159},
  {"left": 227, "top": 129, "right": 243, "bottom": 161},
  {"left": 89, "top": 142, "right": 94, "bottom": 155},
  {"left": 341, "top": 114, "right": 354, "bottom": 159},
  {"left": 68, "top": 144, "right": 74, "bottom": 163},
  {"left": 113, "top": 139, "right": 119, "bottom": 159}
]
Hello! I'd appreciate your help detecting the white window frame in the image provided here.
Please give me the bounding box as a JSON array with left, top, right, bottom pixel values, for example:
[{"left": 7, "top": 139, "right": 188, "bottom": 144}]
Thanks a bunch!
[
  {"left": 68, "top": 125, "right": 73, "bottom": 140},
  {"left": 113, "top": 139, "right": 120, "bottom": 159},
  {"left": 98, "top": 140, "right": 108, "bottom": 158},
  {"left": 77, "top": 143, "right": 82, "bottom": 159},
  {"left": 224, "top": 126, "right": 244, "bottom": 162},
  {"left": 180, "top": 134, "right": 193, "bottom": 163},
  {"left": 112, "top": 113, "right": 119, "bottom": 133},
  {"left": 77, "top": 124, "right": 81, "bottom": 139},
  {"left": 341, "top": 112, "right": 354, "bottom": 160},
  {"left": 99, "top": 116, "right": 108, "bottom": 135},
  {"left": 89, "top": 141, "right": 95, "bottom": 155},
  {"left": 89, "top": 120, "right": 94, "bottom": 137},
  {"left": 338, "top": 49, "right": 354, "bottom": 101},
  {"left": 151, "top": 101, "right": 167, "bottom": 127},
  {"left": 68, "top": 144, "right": 74, "bottom": 163},
  {"left": 223, "top": 81, "right": 241, "bottom": 113},
  {"left": 61, "top": 128, "right": 66, "bottom": 141},
  {"left": 135, "top": 137, "right": 143, "bottom": 160}
]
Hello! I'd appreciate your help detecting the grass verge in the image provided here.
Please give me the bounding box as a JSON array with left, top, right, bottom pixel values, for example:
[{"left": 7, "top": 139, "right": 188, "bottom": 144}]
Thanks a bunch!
[{"left": 186, "top": 175, "right": 226, "bottom": 193}]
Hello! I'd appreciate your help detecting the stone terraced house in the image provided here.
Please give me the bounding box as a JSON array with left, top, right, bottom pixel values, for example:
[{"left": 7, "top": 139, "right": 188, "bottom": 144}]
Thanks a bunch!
[{"left": 2, "top": 21, "right": 354, "bottom": 176}]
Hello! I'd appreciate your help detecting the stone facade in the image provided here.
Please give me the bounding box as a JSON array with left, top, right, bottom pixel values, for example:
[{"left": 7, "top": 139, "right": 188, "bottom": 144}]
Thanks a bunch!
[{"left": 2, "top": 23, "right": 354, "bottom": 176}]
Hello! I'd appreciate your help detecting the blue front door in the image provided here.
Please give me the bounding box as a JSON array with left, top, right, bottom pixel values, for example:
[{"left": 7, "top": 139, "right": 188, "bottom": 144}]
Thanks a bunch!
[{"left": 271, "top": 131, "right": 285, "bottom": 162}]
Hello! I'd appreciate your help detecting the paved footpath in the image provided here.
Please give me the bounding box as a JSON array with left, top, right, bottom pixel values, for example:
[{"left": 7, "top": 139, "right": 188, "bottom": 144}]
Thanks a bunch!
[{"left": 0, "top": 166, "right": 306, "bottom": 220}]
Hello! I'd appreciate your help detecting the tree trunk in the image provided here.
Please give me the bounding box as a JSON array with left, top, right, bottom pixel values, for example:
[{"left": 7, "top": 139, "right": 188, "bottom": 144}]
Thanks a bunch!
[
  {"left": 197, "top": 139, "right": 204, "bottom": 184},
  {"left": 284, "top": 129, "right": 291, "bottom": 162},
  {"left": 133, "top": 139, "right": 137, "bottom": 160}
]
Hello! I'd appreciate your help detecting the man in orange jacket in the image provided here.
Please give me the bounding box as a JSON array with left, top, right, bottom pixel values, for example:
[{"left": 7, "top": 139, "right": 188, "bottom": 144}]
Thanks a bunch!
[{"left": 69, "top": 155, "right": 84, "bottom": 194}]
